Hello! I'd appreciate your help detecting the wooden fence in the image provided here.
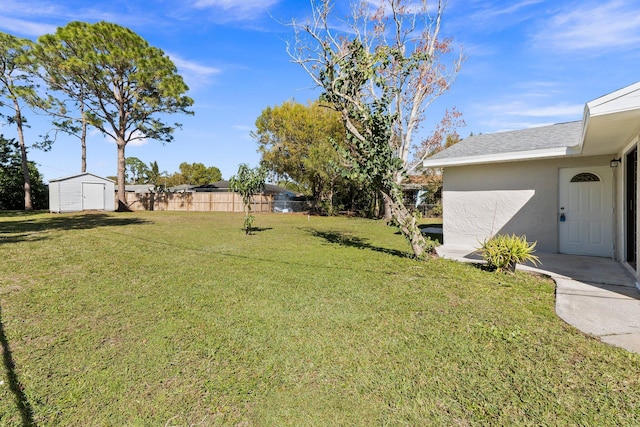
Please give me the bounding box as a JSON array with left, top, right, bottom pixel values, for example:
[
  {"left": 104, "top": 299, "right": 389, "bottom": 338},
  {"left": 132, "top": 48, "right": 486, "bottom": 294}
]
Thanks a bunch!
[{"left": 122, "top": 192, "right": 274, "bottom": 212}]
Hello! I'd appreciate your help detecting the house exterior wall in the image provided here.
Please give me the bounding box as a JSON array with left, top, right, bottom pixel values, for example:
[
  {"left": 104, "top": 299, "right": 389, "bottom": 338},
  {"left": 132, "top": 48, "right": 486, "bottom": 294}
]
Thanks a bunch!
[
  {"left": 442, "top": 154, "right": 613, "bottom": 253},
  {"left": 49, "top": 174, "right": 115, "bottom": 213}
]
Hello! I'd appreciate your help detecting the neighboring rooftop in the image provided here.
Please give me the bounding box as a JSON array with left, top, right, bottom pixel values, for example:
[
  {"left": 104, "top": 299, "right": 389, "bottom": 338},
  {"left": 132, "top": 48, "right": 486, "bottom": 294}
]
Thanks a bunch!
[
  {"left": 124, "top": 184, "right": 156, "bottom": 193},
  {"left": 193, "top": 180, "right": 292, "bottom": 195}
]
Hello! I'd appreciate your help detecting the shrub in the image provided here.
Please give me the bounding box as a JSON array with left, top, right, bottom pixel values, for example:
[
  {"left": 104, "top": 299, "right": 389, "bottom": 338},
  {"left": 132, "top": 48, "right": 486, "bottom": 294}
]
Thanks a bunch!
[
  {"left": 478, "top": 234, "right": 540, "bottom": 273},
  {"left": 423, "top": 236, "right": 439, "bottom": 256},
  {"left": 427, "top": 203, "right": 442, "bottom": 218}
]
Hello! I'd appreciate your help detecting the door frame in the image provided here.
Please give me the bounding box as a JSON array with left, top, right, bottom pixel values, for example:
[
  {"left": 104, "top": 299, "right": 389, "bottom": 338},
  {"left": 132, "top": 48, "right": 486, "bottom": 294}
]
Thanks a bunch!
[
  {"left": 626, "top": 147, "right": 638, "bottom": 266},
  {"left": 558, "top": 166, "right": 614, "bottom": 257}
]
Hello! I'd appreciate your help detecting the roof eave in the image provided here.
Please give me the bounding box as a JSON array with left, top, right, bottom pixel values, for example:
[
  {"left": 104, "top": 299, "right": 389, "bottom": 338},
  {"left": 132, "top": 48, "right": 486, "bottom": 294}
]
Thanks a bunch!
[
  {"left": 423, "top": 146, "right": 580, "bottom": 168},
  {"left": 585, "top": 81, "right": 640, "bottom": 116}
]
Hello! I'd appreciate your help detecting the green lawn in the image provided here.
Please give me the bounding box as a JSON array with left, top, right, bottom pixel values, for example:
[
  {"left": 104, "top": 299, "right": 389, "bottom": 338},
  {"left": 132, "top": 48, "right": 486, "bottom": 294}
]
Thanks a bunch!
[{"left": 0, "top": 211, "right": 638, "bottom": 426}]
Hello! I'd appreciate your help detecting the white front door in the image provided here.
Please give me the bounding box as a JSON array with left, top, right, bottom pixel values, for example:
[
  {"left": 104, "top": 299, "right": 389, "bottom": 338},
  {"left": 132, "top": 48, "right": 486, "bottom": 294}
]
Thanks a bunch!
[
  {"left": 558, "top": 166, "right": 613, "bottom": 257},
  {"left": 82, "top": 182, "right": 105, "bottom": 210}
]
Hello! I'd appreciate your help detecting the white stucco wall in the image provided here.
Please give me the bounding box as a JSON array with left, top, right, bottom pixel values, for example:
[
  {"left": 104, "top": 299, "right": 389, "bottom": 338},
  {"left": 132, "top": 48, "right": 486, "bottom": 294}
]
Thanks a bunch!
[{"left": 442, "top": 155, "right": 612, "bottom": 253}]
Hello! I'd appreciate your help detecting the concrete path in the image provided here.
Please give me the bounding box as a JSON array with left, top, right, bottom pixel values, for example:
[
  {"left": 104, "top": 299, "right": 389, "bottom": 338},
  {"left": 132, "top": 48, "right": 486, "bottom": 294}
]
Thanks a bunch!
[{"left": 436, "top": 245, "right": 640, "bottom": 354}]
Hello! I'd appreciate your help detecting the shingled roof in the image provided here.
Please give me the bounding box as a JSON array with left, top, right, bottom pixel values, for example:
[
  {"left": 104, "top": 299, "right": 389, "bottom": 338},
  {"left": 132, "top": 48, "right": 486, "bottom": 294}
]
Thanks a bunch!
[{"left": 423, "top": 121, "right": 582, "bottom": 168}]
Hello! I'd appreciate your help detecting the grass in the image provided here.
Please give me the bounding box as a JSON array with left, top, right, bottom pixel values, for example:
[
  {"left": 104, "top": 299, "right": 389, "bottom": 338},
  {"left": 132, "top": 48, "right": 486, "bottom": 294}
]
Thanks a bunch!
[{"left": 0, "top": 211, "right": 639, "bottom": 426}]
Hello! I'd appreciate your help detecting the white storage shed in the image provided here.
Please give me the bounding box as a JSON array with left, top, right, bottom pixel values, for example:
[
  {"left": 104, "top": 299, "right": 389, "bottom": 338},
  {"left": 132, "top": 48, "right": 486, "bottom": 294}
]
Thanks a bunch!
[{"left": 49, "top": 173, "right": 115, "bottom": 213}]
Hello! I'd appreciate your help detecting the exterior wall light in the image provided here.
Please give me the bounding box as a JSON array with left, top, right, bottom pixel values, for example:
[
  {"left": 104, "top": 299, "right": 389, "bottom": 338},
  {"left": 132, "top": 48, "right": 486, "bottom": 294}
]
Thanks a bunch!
[{"left": 610, "top": 158, "right": 621, "bottom": 168}]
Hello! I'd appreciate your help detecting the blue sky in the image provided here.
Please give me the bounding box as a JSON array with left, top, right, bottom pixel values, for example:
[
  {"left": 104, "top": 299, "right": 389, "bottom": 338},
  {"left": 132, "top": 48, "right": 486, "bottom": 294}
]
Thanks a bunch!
[{"left": 2, "top": 0, "right": 640, "bottom": 181}]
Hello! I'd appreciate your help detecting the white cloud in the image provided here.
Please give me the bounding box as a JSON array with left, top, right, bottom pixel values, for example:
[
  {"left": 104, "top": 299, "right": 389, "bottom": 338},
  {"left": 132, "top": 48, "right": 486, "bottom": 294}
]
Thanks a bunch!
[
  {"left": 500, "top": 102, "right": 584, "bottom": 117},
  {"left": 461, "top": 0, "right": 543, "bottom": 31},
  {"left": 91, "top": 128, "right": 148, "bottom": 146},
  {"left": 0, "top": 16, "right": 57, "bottom": 37},
  {"left": 0, "top": 0, "right": 165, "bottom": 36},
  {"left": 0, "top": 0, "right": 59, "bottom": 18},
  {"left": 170, "top": 56, "right": 220, "bottom": 77},
  {"left": 127, "top": 130, "right": 149, "bottom": 147},
  {"left": 192, "top": 0, "right": 280, "bottom": 20},
  {"left": 489, "top": 120, "right": 557, "bottom": 133},
  {"left": 481, "top": 80, "right": 583, "bottom": 119},
  {"left": 128, "top": 139, "right": 148, "bottom": 147},
  {"left": 478, "top": 0, "right": 543, "bottom": 20},
  {"left": 168, "top": 53, "right": 221, "bottom": 88},
  {"left": 475, "top": 92, "right": 584, "bottom": 133},
  {"left": 534, "top": 0, "right": 640, "bottom": 51},
  {"left": 363, "top": 0, "right": 439, "bottom": 16}
]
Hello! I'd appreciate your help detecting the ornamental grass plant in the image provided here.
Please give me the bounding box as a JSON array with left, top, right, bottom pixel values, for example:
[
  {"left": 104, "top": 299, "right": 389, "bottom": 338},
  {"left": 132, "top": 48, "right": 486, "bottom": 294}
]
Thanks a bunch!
[{"left": 478, "top": 234, "right": 540, "bottom": 273}]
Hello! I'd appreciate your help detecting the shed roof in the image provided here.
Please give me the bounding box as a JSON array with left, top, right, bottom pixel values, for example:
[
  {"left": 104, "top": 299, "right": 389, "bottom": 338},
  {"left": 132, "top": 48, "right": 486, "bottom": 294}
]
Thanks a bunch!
[{"left": 49, "top": 172, "right": 114, "bottom": 183}]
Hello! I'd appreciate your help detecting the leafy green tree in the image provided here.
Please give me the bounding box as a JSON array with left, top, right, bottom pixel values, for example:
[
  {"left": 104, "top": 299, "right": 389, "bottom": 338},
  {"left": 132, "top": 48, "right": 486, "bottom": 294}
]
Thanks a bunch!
[
  {"left": 125, "top": 157, "right": 150, "bottom": 185},
  {"left": 145, "top": 161, "right": 167, "bottom": 190},
  {"left": 0, "top": 32, "right": 38, "bottom": 210},
  {"left": 229, "top": 164, "right": 267, "bottom": 235},
  {"left": 34, "top": 21, "right": 194, "bottom": 211},
  {"left": 289, "top": 0, "right": 463, "bottom": 258},
  {"left": 164, "top": 162, "right": 222, "bottom": 186},
  {"left": 253, "top": 100, "right": 346, "bottom": 213},
  {"left": 28, "top": 37, "right": 92, "bottom": 172},
  {"left": 0, "top": 136, "right": 47, "bottom": 210},
  {"left": 179, "top": 162, "right": 222, "bottom": 185},
  {"left": 163, "top": 172, "right": 185, "bottom": 188}
]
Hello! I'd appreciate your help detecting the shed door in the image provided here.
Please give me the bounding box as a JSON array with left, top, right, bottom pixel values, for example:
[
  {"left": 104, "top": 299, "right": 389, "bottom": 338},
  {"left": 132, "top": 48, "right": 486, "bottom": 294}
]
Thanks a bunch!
[
  {"left": 82, "top": 182, "right": 105, "bottom": 210},
  {"left": 558, "top": 167, "right": 613, "bottom": 257}
]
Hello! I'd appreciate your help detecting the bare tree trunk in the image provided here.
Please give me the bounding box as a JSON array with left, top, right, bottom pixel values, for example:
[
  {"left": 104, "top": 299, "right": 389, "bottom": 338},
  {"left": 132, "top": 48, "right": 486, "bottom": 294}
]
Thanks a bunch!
[
  {"left": 80, "top": 100, "right": 87, "bottom": 173},
  {"left": 81, "top": 131, "right": 86, "bottom": 172},
  {"left": 381, "top": 191, "right": 427, "bottom": 259},
  {"left": 385, "top": 170, "right": 404, "bottom": 222},
  {"left": 327, "top": 177, "right": 335, "bottom": 215},
  {"left": 383, "top": 196, "right": 393, "bottom": 221},
  {"left": 116, "top": 142, "right": 129, "bottom": 211},
  {"left": 373, "top": 191, "right": 382, "bottom": 218},
  {"left": 14, "top": 101, "right": 32, "bottom": 210}
]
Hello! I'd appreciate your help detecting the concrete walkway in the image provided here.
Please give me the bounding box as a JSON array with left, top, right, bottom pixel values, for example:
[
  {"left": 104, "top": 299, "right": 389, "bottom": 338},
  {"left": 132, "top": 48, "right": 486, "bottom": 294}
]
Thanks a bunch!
[{"left": 436, "top": 245, "right": 640, "bottom": 354}]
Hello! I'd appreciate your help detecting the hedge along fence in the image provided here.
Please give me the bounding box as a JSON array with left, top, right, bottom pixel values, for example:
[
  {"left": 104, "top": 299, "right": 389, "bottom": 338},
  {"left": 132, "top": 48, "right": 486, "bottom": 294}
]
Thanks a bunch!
[{"left": 121, "top": 191, "right": 274, "bottom": 212}]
